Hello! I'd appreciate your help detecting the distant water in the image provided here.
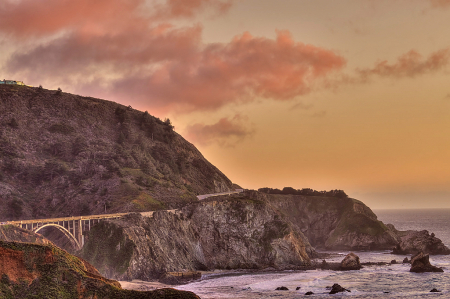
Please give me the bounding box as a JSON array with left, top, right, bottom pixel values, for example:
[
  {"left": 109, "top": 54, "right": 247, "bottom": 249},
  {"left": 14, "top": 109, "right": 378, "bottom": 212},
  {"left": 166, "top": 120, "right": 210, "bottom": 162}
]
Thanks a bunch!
[{"left": 176, "top": 208, "right": 450, "bottom": 298}]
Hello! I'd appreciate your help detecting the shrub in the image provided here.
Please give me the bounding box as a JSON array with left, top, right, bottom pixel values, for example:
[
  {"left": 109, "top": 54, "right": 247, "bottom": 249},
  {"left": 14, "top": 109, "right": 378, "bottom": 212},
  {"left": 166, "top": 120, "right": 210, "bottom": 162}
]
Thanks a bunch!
[{"left": 8, "top": 118, "right": 19, "bottom": 129}]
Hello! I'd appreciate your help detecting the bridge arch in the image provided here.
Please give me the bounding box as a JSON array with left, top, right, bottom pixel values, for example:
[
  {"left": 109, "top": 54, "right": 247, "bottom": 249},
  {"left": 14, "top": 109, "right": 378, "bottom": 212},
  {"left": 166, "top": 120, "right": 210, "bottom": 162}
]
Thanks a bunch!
[{"left": 34, "top": 224, "right": 81, "bottom": 250}]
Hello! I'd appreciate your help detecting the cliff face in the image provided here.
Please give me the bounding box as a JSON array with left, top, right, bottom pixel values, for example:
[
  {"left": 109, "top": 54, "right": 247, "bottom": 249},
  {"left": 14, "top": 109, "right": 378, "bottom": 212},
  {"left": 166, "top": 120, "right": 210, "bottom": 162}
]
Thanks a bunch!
[
  {"left": 0, "top": 85, "right": 232, "bottom": 221},
  {"left": 0, "top": 240, "right": 200, "bottom": 298},
  {"left": 81, "top": 192, "right": 450, "bottom": 280},
  {"left": 81, "top": 195, "right": 313, "bottom": 280},
  {"left": 262, "top": 193, "right": 399, "bottom": 250}
]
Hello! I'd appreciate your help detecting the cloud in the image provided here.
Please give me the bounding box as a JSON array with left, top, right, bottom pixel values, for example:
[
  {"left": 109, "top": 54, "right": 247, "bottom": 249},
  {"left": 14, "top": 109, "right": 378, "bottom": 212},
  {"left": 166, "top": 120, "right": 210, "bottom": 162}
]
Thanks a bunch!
[
  {"left": 5, "top": 20, "right": 346, "bottom": 114},
  {"left": 184, "top": 114, "right": 255, "bottom": 147},
  {"left": 429, "top": 0, "right": 450, "bottom": 7},
  {"left": 152, "top": 0, "right": 233, "bottom": 19},
  {"left": 357, "top": 49, "right": 450, "bottom": 79},
  {"left": 0, "top": 0, "right": 230, "bottom": 38}
]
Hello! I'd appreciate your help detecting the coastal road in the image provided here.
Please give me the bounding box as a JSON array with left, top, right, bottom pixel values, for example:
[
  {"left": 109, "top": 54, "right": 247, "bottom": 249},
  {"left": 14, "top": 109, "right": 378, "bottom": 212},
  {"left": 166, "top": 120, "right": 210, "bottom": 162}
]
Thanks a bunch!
[{"left": 196, "top": 189, "right": 244, "bottom": 200}]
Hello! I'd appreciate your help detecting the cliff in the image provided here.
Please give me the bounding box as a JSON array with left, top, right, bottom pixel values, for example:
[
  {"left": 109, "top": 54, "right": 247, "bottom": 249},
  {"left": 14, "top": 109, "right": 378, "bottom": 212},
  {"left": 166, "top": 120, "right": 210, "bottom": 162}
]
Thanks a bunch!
[
  {"left": 0, "top": 84, "right": 233, "bottom": 221},
  {"left": 261, "top": 193, "right": 399, "bottom": 250},
  {"left": 0, "top": 240, "right": 200, "bottom": 298},
  {"left": 81, "top": 191, "right": 450, "bottom": 280},
  {"left": 81, "top": 194, "right": 314, "bottom": 280}
]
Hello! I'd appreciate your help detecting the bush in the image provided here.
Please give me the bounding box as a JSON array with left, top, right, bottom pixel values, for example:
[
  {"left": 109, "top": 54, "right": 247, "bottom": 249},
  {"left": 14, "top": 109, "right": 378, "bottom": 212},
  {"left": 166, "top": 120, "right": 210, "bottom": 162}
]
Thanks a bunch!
[{"left": 8, "top": 118, "right": 19, "bottom": 129}]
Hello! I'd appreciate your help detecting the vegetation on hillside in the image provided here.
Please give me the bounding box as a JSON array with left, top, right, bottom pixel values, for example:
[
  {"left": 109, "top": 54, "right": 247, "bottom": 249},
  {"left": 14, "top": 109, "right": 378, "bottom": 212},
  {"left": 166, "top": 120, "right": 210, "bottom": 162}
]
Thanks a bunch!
[
  {"left": 258, "top": 187, "right": 348, "bottom": 198},
  {"left": 0, "top": 85, "right": 232, "bottom": 221}
]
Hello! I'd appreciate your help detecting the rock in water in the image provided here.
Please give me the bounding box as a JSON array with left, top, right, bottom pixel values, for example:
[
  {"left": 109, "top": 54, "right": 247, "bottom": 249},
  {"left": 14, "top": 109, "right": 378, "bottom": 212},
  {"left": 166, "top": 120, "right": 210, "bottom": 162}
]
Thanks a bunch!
[
  {"left": 430, "top": 288, "right": 441, "bottom": 292},
  {"left": 305, "top": 291, "right": 314, "bottom": 295},
  {"left": 340, "top": 252, "right": 361, "bottom": 270},
  {"left": 329, "top": 283, "right": 350, "bottom": 294},
  {"left": 275, "top": 286, "right": 289, "bottom": 290},
  {"left": 403, "top": 257, "right": 409, "bottom": 263},
  {"left": 410, "top": 252, "right": 443, "bottom": 273}
]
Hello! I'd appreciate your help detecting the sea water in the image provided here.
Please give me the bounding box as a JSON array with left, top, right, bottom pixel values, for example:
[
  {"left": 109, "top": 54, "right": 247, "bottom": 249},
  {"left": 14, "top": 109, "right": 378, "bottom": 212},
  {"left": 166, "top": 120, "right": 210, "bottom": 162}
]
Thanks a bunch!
[{"left": 176, "top": 209, "right": 450, "bottom": 298}]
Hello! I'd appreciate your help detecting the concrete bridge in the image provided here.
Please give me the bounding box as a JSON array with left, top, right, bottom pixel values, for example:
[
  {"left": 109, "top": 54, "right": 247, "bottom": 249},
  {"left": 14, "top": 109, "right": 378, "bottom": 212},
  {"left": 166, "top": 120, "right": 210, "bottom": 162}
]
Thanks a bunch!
[{"left": 6, "top": 213, "right": 129, "bottom": 250}]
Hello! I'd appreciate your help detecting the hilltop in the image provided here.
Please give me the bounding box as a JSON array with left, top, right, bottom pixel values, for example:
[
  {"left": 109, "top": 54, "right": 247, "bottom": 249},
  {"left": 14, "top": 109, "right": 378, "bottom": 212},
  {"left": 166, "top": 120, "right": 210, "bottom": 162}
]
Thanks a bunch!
[{"left": 0, "top": 84, "right": 233, "bottom": 221}]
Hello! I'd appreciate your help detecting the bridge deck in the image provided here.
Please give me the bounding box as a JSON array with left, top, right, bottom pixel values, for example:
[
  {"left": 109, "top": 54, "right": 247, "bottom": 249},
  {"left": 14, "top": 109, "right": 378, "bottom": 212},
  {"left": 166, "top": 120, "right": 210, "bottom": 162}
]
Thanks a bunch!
[{"left": 6, "top": 212, "right": 130, "bottom": 225}]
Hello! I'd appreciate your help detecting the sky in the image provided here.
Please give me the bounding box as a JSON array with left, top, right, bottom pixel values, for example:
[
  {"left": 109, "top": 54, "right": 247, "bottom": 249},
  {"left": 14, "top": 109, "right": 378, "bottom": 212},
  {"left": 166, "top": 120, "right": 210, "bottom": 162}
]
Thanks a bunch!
[{"left": 1, "top": 0, "right": 450, "bottom": 209}]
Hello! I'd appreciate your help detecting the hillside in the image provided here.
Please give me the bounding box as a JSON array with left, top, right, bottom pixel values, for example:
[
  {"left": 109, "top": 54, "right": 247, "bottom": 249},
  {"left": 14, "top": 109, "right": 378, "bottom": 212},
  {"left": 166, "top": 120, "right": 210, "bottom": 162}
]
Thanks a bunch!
[
  {"left": 0, "top": 240, "right": 200, "bottom": 298},
  {"left": 0, "top": 84, "right": 233, "bottom": 221}
]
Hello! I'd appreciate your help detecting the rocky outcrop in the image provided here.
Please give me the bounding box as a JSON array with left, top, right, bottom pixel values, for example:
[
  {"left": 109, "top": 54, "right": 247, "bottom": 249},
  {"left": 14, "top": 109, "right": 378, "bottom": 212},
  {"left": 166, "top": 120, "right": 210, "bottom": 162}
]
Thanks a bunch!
[
  {"left": 0, "top": 224, "right": 51, "bottom": 244},
  {"left": 409, "top": 252, "right": 443, "bottom": 273},
  {"left": 260, "top": 192, "right": 399, "bottom": 250},
  {"left": 81, "top": 196, "right": 314, "bottom": 280},
  {"left": 0, "top": 240, "right": 200, "bottom": 298},
  {"left": 329, "top": 283, "right": 351, "bottom": 294},
  {"left": 392, "top": 230, "right": 450, "bottom": 255},
  {"left": 258, "top": 192, "right": 449, "bottom": 253},
  {"left": 340, "top": 252, "right": 361, "bottom": 270}
]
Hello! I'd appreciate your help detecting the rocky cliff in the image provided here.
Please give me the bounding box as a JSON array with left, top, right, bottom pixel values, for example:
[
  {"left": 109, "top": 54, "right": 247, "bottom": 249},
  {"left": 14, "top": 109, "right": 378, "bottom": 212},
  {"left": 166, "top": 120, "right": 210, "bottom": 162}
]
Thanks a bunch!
[
  {"left": 261, "top": 193, "right": 399, "bottom": 250},
  {"left": 0, "top": 84, "right": 233, "bottom": 221},
  {"left": 81, "top": 194, "right": 314, "bottom": 281},
  {"left": 81, "top": 191, "right": 450, "bottom": 280},
  {"left": 0, "top": 240, "right": 200, "bottom": 298}
]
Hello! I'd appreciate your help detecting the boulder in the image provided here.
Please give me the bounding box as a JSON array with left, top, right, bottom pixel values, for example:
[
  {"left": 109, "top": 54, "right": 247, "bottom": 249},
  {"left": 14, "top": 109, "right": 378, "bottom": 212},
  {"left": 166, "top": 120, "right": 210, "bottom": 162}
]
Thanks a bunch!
[
  {"left": 329, "top": 283, "right": 350, "bottom": 294},
  {"left": 430, "top": 288, "right": 441, "bottom": 292},
  {"left": 340, "top": 252, "right": 361, "bottom": 270},
  {"left": 409, "top": 252, "right": 443, "bottom": 273},
  {"left": 390, "top": 260, "right": 397, "bottom": 264},
  {"left": 402, "top": 257, "right": 409, "bottom": 263},
  {"left": 296, "top": 286, "right": 301, "bottom": 290},
  {"left": 275, "top": 286, "right": 289, "bottom": 290},
  {"left": 305, "top": 291, "right": 314, "bottom": 295}
]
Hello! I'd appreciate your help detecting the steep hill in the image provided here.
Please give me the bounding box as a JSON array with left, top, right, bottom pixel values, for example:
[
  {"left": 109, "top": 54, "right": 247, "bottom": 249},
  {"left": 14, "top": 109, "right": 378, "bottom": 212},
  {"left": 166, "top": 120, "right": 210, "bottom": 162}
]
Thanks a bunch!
[{"left": 0, "top": 84, "right": 233, "bottom": 221}]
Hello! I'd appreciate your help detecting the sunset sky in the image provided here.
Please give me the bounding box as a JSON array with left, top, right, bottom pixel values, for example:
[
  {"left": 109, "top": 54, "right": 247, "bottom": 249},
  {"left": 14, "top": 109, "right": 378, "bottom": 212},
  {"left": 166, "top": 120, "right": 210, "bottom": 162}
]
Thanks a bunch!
[{"left": 1, "top": 0, "right": 450, "bottom": 209}]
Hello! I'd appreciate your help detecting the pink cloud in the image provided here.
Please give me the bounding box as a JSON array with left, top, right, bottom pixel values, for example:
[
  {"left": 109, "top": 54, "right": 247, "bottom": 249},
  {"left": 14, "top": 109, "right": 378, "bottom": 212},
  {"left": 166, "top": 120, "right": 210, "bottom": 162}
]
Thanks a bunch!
[
  {"left": 184, "top": 115, "right": 255, "bottom": 146},
  {"left": 2, "top": 1, "right": 345, "bottom": 115},
  {"left": 357, "top": 49, "right": 450, "bottom": 79}
]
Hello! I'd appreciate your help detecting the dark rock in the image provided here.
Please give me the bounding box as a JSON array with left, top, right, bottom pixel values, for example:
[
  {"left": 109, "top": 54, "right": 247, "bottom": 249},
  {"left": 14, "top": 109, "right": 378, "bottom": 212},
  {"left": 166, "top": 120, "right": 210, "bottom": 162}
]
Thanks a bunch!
[
  {"left": 305, "top": 291, "right": 314, "bottom": 295},
  {"left": 410, "top": 252, "right": 444, "bottom": 273},
  {"left": 340, "top": 252, "right": 361, "bottom": 270},
  {"left": 275, "top": 286, "right": 289, "bottom": 290},
  {"left": 430, "top": 288, "right": 441, "bottom": 292},
  {"left": 403, "top": 257, "right": 409, "bottom": 263},
  {"left": 296, "top": 286, "right": 301, "bottom": 290},
  {"left": 390, "top": 260, "right": 397, "bottom": 264},
  {"left": 393, "top": 230, "right": 450, "bottom": 255},
  {"left": 329, "top": 283, "right": 350, "bottom": 294}
]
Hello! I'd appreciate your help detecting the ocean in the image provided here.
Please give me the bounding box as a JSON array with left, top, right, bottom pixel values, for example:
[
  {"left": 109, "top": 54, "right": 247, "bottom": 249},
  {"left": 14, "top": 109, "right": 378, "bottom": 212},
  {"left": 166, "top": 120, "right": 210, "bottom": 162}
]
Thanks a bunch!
[{"left": 175, "top": 209, "right": 450, "bottom": 298}]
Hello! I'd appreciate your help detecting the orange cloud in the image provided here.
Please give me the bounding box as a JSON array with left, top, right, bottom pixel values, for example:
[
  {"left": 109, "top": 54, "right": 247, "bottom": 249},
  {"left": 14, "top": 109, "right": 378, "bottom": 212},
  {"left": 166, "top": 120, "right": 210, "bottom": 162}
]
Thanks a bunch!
[
  {"left": 153, "top": 0, "right": 233, "bottom": 19},
  {"left": 358, "top": 49, "right": 450, "bottom": 79},
  {"left": 429, "top": 0, "right": 450, "bottom": 7},
  {"left": 184, "top": 115, "right": 255, "bottom": 146}
]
